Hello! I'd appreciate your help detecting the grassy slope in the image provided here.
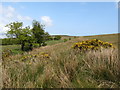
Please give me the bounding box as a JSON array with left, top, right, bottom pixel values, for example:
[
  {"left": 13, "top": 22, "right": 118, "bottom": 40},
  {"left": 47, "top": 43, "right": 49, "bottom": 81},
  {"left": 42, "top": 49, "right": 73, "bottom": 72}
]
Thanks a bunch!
[
  {"left": 82, "top": 33, "right": 119, "bottom": 46},
  {"left": 2, "top": 33, "right": 120, "bottom": 88}
]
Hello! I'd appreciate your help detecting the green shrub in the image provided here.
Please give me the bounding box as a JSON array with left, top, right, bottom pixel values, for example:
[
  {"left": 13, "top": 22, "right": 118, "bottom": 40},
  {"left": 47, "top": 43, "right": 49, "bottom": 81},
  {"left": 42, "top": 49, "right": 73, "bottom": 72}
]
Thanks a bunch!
[
  {"left": 54, "top": 35, "right": 61, "bottom": 40},
  {"left": 48, "top": 37, "right": 53, "bottom": 40},
  {"left": 64, "top": 39, "right": 68, "bottom": 42},
  {"left": 45, "top": 36, "right": 53, "bottom": 41}
]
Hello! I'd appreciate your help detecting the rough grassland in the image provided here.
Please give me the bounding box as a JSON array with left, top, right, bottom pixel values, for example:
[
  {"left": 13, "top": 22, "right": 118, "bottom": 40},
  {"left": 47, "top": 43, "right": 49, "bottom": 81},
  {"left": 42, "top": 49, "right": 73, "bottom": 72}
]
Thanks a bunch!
[
  {"left": 2, "top": 33, "right": 120, "bottom": 88},
  {"left": 83, "top": 33, "right": 119, "bottom": 47}
]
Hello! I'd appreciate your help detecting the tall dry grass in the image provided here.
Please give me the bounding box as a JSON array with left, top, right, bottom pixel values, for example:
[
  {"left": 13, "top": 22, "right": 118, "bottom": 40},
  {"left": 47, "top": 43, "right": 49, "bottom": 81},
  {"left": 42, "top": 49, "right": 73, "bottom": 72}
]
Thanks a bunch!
[
  {"left": 83, "top": 48, "right": 120, "bottom": 88},
  {"left": 2, "top": 38, "right": 120, "bottom": 88}
]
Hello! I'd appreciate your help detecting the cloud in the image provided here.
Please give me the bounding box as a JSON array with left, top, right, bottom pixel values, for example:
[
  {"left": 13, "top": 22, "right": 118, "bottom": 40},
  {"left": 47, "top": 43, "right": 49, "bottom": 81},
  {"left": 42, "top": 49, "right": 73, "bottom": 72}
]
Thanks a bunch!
[
  {"left": 2, "top": 6, "right": 15, "bottom": 18},
  {"left": 41, "top": 16, "right": 53, "bottom": 27},
  {"left": 17, "top": 15, "right": 32, "bottom": 21},
  {"left": 0, "top": 5, "right": 32, "bottom": 38}
]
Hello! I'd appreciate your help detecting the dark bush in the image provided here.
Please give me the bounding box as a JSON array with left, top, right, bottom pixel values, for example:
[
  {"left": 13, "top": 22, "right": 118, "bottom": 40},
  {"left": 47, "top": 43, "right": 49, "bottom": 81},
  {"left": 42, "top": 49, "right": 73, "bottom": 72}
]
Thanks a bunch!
[
  {"left": 64, "top": 39, "right": 68, "bottom": 42},
  {"left": 54, "top": 35, "right": 61, "bottom": 40},
  {"left": 22, "top": 42, "right": 33, "bottom": 51},
  {"left": 69, "top": 38, "right": 71, "bottom": 40}
]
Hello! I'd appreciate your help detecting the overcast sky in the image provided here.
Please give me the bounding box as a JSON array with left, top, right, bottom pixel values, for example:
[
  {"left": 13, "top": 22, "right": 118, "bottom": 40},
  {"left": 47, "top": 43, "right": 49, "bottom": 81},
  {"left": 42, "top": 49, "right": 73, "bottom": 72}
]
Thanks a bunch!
[{"left": 0, "top": 2, "right": 118, "bottom": 38}]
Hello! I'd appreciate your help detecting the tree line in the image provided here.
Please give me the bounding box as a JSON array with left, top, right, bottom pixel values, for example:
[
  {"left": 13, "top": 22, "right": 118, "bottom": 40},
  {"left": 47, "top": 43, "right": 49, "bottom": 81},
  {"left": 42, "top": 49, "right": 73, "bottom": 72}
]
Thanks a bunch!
[{"left": 2, "top": 20, "right": 61, "bottom": 51}]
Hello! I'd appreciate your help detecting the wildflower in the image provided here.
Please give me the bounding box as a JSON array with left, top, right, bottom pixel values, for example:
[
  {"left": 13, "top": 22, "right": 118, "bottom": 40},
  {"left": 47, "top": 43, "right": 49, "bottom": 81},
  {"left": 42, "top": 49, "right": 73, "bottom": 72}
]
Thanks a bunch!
[
  {"left": 72, "top": 39, "right": 114, "bottom": 52},
  {"left": 43, "top": 54, "right": 49, "bottom": 58},
  {"left": 38, "top": 52, "right": 50, "bottom": 58}
]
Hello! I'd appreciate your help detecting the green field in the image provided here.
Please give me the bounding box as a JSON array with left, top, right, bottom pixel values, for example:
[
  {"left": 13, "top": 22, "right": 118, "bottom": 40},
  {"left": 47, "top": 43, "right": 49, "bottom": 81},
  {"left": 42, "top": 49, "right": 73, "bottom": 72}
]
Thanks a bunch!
[
  {"left": 1, "top": 40, "right": 67, "bottom": 55},
  {"left": 0, "top": 45, "right": 21, "bottom": 54},
  {"left": 1, "top": 36, "right": 75, "bottom": 55}
]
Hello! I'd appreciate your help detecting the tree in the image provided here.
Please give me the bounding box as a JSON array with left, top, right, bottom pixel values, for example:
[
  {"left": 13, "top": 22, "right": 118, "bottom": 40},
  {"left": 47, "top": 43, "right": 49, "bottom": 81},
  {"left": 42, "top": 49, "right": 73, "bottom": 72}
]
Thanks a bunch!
[
  {"left": 6, "top": 22, "right": 34, "bottom": 51},
  {"left": 32, "top": 20, "right": 46, "bottom": 46},
  {"left": 18, "top": 26, "right": 35, "bottom": 51},
  {"left": 6, "top": 20, "right": 50, "bottom": 51},
  {"left": 6, "top": 22, "right": 23, "bottom": 38}
]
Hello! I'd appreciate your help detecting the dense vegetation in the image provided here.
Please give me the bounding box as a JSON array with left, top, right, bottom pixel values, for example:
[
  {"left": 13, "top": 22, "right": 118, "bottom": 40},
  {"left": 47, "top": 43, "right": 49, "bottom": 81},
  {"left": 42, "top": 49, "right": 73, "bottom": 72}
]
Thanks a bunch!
[
  {"left": 1, "top": 20, "right": 62, "bottom": 52},
  {"left": 0, "top": 38, "right": 20, "bottom": 45}
]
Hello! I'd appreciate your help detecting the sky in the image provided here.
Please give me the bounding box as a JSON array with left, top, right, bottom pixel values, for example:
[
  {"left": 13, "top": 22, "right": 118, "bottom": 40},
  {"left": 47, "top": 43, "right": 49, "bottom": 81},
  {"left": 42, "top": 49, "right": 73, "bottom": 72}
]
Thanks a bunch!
[{"left": 0, "top": 2, "right": 118, "bottom": 38}]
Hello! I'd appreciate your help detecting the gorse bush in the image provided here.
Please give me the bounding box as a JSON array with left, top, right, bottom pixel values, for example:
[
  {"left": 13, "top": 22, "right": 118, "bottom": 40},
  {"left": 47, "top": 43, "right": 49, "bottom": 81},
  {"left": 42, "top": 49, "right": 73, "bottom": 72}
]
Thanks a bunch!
[
  {"left": 20, "top": 52, "right": 50, "bottom": 61},
  {"left": 72, "top": 39, "right": 113, "bottom": 52},
  {"left": 2, "top": 48, "right": 12, "bottom": 60}
]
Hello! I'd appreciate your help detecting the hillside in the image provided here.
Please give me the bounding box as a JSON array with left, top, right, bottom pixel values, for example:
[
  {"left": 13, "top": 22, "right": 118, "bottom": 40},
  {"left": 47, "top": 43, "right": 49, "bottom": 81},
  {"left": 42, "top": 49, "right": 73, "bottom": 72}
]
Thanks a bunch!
[
  {"left": 83, "top": 33, "right": 119, "bottom": 46},
  {"left": 2, "top": 33, "right": 120, "bottom": 88}
]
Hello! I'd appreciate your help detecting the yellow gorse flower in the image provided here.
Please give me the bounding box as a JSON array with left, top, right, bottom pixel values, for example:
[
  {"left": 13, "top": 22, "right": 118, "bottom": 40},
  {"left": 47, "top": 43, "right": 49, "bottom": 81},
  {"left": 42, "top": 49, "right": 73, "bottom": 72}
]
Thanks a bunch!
[{"left": 72, "top": 39, "right": 113, "bottom": 52}]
